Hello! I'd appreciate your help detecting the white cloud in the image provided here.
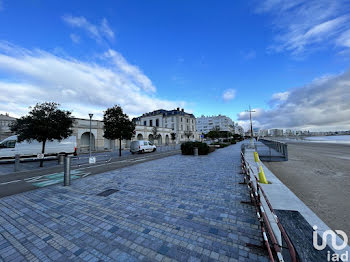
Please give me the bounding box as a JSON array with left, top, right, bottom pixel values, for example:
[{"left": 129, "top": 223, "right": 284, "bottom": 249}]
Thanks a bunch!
[
  {"left": 70, "top": 33, "right": 80, "bottom": 44},
  {"left": 222, "top": 89, "right": 236, "bottom": 102},
  {"left": 0, "top": 42, "right": 185, "bottom": 119},
  {"left": 62, "top": 15, "right": 114, "bottom": 43},
  {"left": 271, "top": 91, "right": 290, "bottom": 101},
  {"left": 256, "top": 0, "right": 350, "bottom": 56},
  {"left": 237, "top": 70, "right": 350, "bottom": 131}
]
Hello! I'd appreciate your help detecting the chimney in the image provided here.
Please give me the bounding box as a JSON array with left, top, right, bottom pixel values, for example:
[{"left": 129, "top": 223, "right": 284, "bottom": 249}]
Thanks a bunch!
[
  {"left": 177, "top": 107, "right": 180, "bottom": 111},
  {"left": 181, "top": 108, "right": 184, "bottom": 112}
]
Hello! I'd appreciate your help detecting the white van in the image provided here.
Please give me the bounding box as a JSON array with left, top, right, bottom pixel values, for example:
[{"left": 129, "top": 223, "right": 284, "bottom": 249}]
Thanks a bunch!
[
  {"left": 130, "top": 140, "right": 156, "bottom": 154},
  {"left": 0, "top": 135, "right": 77, "bottom": 159}
]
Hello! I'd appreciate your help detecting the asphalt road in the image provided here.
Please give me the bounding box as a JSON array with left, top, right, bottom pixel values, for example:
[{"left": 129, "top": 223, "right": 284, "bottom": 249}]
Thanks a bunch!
[{"left": 0, "top": 149, "right": 181, "bottom": 198}]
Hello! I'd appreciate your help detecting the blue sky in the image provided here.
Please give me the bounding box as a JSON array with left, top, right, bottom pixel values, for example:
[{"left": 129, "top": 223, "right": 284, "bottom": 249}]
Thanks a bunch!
[{"left": 0, "top": 0, "right": 350, "bottom": 130}]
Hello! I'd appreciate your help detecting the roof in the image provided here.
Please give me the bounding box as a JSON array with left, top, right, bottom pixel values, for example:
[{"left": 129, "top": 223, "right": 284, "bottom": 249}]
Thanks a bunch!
[
  {"left": 0, "top": 114, "right": 16, "bottom": 121},
  {"left": 133, "top": 109, "right": 195, "bottom": 121}
]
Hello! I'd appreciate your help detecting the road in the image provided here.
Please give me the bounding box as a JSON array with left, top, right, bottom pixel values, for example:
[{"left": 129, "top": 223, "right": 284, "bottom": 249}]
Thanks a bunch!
[{"left": 0, "top": 149, "right": 180, "bottom": 198}]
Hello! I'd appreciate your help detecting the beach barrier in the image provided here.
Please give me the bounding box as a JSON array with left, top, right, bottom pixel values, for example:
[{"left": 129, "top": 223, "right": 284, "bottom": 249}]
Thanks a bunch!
[
  {"left": 259, "top": 139, "right": 288, "bottom": 161},
  {"left": 240, "top": 151, "right": 298, "bottom": 262}
]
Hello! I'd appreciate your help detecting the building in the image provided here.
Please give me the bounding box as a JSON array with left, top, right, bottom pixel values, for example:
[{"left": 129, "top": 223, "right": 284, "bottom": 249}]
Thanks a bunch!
[
  {"left": 196, "top": 115, "right": 234, "bottom": 134},
  {"left": 269, "top": 129, "right": 284, "bottom": 137},
  {"left": 234, "top": 123, "right": 244, "bottom": 136},
  {"left": 258, "top": 129, "right": 269, "bottom": 137},
  {"left": 133, "top": 108, "right": 199, "bottom": 143},
  {"left": 71, "top": 117, "right": 176, "bottom": 153},
  {"left": 0, "top": 113, "right": 16, "bottom": 141}
]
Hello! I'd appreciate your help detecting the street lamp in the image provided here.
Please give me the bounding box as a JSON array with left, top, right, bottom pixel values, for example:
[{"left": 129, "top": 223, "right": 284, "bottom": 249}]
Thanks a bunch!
[
  {"left": 89, "top": 113, "right": 93, "bottom": 158},
  {"left": 245, "top": 106, "right": 255, "bottom": 146}
]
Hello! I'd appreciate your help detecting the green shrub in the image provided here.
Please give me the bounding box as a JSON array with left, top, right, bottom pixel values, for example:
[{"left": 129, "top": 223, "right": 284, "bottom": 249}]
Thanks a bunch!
[
  {"left": 181, "top": 141, "right": 210, "bottom": 155},
  {"left": 231, "top": 139, "right": 236, "bottom": 144}
]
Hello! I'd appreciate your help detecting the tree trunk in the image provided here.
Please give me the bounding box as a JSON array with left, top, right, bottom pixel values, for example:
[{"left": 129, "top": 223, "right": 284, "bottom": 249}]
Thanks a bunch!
[
  {"left": 40, "top": 139, "right": 46, "bottom": 167},
  {"left": 119, "top": 139, "right": 122, "bottom": 157}
]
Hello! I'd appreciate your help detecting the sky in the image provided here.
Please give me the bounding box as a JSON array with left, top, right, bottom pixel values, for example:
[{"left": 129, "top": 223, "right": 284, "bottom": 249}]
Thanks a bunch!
[{"left": 0, "top": 0, "right": 350, "bottom": 131}]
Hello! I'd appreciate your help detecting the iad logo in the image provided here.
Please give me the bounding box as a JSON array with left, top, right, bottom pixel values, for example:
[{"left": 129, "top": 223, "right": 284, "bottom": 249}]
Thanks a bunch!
[{"left": 313, "top": 225, "right": 349, "bottom": 261}]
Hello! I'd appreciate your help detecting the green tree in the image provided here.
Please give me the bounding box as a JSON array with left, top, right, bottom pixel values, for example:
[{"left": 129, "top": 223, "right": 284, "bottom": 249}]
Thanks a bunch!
[
  {"left": 152, "top": 126, "right": 161, "bottom": 144},
  {"left": 184, "top": 130, "right": 193, "bottom": 141},
  {"left": 170, "top": 132, "right": 176, "bottom": 143},
  {"left": 10, "top": 102, "right": 73, "bottom": 167},
  {"left": 103, "top": 105, "right": 135, "bottom": 157}
]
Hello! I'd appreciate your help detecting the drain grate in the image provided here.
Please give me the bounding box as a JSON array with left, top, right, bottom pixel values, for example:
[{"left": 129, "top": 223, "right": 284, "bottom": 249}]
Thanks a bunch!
[{"left": 97, "top": 189, "right": 119, "bottom": 197}]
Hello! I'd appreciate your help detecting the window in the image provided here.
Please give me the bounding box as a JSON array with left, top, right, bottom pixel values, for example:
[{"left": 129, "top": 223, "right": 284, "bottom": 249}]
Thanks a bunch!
[
  {"left": 165, "top": 124, "right": 168, "bottom": 128},
  {"left": 186, "top": 119, "right": 189, "bottom": 123},
  {"left": 156, "top": 119, "right": 159, "bottom": 127},
  {"left": 181, "top": 117, "right": 183, "bottom": 122},
  {"left": 192, "top": 119, "right": 194, "bottom": 123},
  {"left": 171, "top": 117, "right": 174, "bottom": 122},
  {"left": 0, "top": 140, "right": 16, "bottom": 149},
  {"left": 144, "top": 141, "right": 149, "bottom": 145},
  {"left": 144, "top": 121, "right": 146, "bottom": 126},
  {"left": 150, "top": 120, "right": 153, "bottom": 126},
  {"left": 171, "top": 123, "right": 174, "bottom": 130},
  {"left": 181, "top": 125, "right": 183, "bottom": 131}
]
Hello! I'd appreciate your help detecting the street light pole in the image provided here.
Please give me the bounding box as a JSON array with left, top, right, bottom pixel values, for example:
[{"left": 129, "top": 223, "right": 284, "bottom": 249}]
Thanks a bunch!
[
  {"left": 245, "top": 106, "right": 255, "bottom": 146},
  {"left": 89, "top": 113, "right": 93, "bottom": 158}
]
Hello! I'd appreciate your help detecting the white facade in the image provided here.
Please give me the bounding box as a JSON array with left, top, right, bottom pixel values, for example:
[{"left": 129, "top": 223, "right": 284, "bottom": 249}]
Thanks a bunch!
[
  {"left": 0, "top": 113, "right": 16, "bottom": 140},
  {"left": 133, "top": 108, "right": 199, "bottom": 143},
  {"left": 269, "top": 129, "right": 284, "bottom": 137},
  {"left": 196, "top": 115, "right": 234, "bottom": 134},
  {"left": 234, "top": 124, "right": 244, "bottom": 136}
]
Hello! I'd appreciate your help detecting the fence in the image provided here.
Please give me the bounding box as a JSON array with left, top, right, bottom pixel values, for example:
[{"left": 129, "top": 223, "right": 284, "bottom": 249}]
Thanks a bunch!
[
  {"left": 256, "top": 139, "right": 288, "bottom": 162},
  {"left": 240, "top": 151, "right": 298, "bottom": 262}
]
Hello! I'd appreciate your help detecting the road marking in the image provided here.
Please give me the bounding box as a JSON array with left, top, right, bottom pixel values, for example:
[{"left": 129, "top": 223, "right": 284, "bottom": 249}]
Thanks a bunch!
[{"left": 0, "top": 179, "right": 21, "bottom": 185}]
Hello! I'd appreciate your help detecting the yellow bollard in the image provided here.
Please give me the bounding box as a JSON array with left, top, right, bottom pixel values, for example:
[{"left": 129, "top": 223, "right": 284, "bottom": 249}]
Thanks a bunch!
[
  {"left": 258, "top": 164, "right": 268, "bottom": 184},
  {"left": 254, "top": 151, "right": 260, "bottom": 162}
]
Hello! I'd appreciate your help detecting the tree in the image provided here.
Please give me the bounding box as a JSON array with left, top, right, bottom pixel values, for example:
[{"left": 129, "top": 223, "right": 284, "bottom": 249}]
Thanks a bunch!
[
  {"left": 170, "top": 132, "right": 176, "bottom": 143},
  {"left": 103, "top": 105, "right": 135, "bottom": 157},
  {"left": 184, "top": 130, "right": 193, "bottom": 141},
  {"left": 152, "top": 127, "right": 161, "bottom": 144},
  {"left": 10, "top": 102, "right": 73, "bottom": 167}
]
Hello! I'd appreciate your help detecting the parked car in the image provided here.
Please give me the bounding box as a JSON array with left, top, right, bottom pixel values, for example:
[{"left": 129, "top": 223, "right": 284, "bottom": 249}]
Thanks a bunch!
[
  {"left": 0, "top": 135, "right": 77, "bottom": 159},
  {"left": 130, "top": 140, "right": 156, "bottom": 154}
]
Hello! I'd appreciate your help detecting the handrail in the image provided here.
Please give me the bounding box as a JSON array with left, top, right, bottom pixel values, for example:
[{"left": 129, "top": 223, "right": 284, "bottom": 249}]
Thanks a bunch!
[{"left": 240, "top": 152, "right": 298, "bottom": 262}]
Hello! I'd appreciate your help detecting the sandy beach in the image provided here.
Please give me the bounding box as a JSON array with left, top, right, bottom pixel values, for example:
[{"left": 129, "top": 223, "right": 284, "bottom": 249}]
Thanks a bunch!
[{"left": 263, "top": 141, "right": 350, "bottom": 237}]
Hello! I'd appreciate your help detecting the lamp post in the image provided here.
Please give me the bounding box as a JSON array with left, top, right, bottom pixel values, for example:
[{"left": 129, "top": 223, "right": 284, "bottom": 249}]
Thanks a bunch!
[
  {"left": 89, "top": 113, "right": 93, "bottom": 158},
  {"left": 245, "top": 106, "right": 255, "bottom": 146}
]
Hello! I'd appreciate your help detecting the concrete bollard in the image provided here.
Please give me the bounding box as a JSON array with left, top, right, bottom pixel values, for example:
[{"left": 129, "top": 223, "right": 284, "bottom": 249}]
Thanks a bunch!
[
  {"left": 194, "top": 147, "right": 198, "bottom": 156},
  {"left": 58, "top": 154, "right": 65, "bottom": 165},
  {"left": 14, "top": 154, "right": 20, "bottom": 172},
  {"left": 64, "top": 156, "right": 71, "bottom": 186}
]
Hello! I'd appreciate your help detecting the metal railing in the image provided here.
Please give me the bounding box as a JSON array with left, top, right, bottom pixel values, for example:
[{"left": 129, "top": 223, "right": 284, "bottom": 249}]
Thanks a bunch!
[
  {"left": 240, "top": 151, "right": 298, "bottom": 262},
  {"left": 258, "top": 139, "right": 288, "bottom": 161}
]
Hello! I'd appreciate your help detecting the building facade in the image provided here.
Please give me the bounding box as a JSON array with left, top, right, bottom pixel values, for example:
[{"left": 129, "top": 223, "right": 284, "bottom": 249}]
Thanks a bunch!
[
  {"left": 196, "top": 115, "right": 234, "bottom": 134},
  {"left": 133, "top": 108, "right": 199, "bottom": 143},
  {"left": 71, "top": 118, "right": 175, "bottom": 153},
  {"left": 0, "top": 113, "right": 16, "bottom": 141}
]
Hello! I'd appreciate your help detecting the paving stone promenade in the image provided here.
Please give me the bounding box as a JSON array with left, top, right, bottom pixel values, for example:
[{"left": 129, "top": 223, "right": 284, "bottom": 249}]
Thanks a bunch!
[{"left": 0, "top": 143, "right": 269, "bottom": 262}]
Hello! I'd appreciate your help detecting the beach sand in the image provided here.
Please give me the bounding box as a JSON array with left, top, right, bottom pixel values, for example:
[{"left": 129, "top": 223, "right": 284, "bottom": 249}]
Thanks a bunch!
[{"left": 263, "top": 142, "right": 350, "bottom": 237}]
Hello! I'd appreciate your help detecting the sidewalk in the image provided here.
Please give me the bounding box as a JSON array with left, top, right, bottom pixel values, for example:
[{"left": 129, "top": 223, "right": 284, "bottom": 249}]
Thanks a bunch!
[{"left": 0, "top": 143, "right": 268, "bottom": 262}]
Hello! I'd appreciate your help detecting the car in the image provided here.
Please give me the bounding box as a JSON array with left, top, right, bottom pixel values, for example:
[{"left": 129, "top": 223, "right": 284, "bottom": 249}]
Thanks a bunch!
[
  {"left": 0, "top": 135, "right": 77, "bottom": 160},
  {"left": 130, "top": 140, "right": 156, "bottom": 154}
]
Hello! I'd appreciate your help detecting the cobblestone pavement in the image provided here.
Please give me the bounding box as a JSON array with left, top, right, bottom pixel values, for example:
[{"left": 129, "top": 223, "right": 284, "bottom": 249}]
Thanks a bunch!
[{"left": 0, "top": 143, "right": 269, "bottom": 262}]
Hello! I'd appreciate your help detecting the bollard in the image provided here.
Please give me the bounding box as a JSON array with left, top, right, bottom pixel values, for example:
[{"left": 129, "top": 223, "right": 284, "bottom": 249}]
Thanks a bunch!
[
  {"left": 194, "top": 147, "right": 198, "bottom": 156},
  {"left": 58, "top": 154, "right": 65, "bottom": 165},
  {"left": 14, "top": 154, "right": 20, "bottom": 172},
  {"left": 64, "top": 156, "right": 71, "bottom": 186}
]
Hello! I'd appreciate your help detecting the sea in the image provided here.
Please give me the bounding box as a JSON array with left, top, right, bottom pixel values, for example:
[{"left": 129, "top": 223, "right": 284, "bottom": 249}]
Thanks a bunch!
[{"left": 303, "top": 135, "right": 350, "bottom": 144}]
